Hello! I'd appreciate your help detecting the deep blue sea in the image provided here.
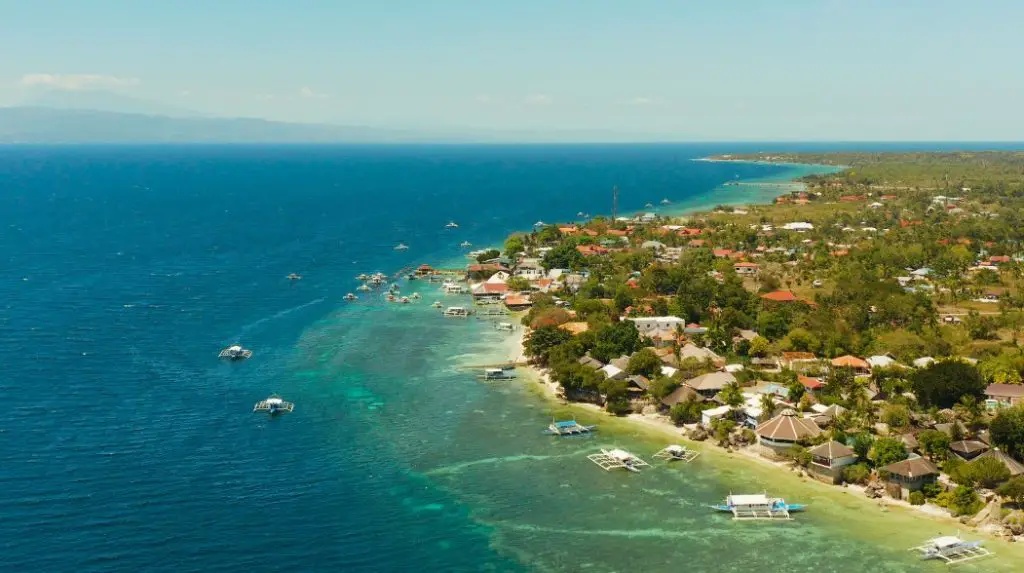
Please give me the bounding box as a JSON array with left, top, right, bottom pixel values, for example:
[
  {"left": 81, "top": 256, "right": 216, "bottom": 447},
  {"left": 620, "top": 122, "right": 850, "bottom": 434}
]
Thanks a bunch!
[{"left": 3, "top": 144, "right": 1022, "bottom": 573}]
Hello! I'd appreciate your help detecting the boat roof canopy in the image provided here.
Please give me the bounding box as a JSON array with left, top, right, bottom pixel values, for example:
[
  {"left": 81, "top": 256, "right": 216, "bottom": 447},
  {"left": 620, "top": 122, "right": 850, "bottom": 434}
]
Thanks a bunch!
[
  {"left": 554, "top": 420, "right": 579, "bottom": 428},
  {"left": 729, "top": 494, "right": 770, "bottom": 506}
]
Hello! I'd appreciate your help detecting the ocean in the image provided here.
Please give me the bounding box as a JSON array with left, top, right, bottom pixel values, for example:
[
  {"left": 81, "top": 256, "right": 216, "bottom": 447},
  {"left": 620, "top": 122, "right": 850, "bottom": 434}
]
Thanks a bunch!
[{"left": 2, "top": 144, "right": 1020, "bottom": 573}]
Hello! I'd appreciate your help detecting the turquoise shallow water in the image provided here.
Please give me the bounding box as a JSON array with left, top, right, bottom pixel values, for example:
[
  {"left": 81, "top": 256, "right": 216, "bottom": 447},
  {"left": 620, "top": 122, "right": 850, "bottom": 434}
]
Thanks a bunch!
[{"left": 1, "top": 144, "right": 1019, "bottom": 572}]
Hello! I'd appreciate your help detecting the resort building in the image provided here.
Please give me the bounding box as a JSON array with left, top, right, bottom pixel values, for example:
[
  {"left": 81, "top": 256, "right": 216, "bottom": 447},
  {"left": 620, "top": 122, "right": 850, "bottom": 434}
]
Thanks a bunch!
[
  {"left": 985, "top": 383, "right": 1024, "bottom": 410},
  {"left": 701, "top": 404, "right": 733, "bottom": 426},
  {"left": 881, "top": 457, "right": 939, "bottom": 500},
  {"left": 733, "top": 262, "right": 760, "bottom": 275},
  {"left": 780, "top": 351, "right": 819, "bottom": 371},
  {"left": 683, "top": 371, "right": 736, "bottom": 398},
  {"left": 755, "top": 409, "right": 822, "bottom": 459},
  {"left": 807, "top": 440, "right": 858, "bottom": 484},
  {"left": 831, "top": 355, "right": 871, "bottom": 376},
  {"left": 504, "top": 295, "right": 532, "bottom": 312},
  {"left": 659, "top": 385, "right": 703, "bottom": 409},
  {"left": 949, "top": 440, "right": 989, "bottom": 461},
  {"left": 628, "top": 316, "right": 685, "bottom": 338}
]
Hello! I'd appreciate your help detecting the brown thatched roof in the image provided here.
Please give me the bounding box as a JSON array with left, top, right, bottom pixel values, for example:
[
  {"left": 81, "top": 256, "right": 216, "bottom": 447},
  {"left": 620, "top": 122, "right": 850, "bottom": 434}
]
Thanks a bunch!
[
  {"left": 756, "top": 409, "right": 822, "bottom": 442},
  {"left": 974, "top": 448, "right": 1024, "bottom": 477},
  {"left": 808, "top": 440, "right": 855, "bottom": 460},
  {"left": 660, "top": 385, "right": 702, "bottom": 407},
  {"left": 882, "top": 457, "right": 939, "bottom": 479}
]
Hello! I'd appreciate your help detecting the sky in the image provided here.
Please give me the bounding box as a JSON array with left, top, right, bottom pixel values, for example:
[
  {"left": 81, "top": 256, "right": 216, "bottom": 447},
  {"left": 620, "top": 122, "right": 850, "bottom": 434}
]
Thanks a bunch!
[{"left": 1, "top": 0, "right": 1023, "bottom": 141}]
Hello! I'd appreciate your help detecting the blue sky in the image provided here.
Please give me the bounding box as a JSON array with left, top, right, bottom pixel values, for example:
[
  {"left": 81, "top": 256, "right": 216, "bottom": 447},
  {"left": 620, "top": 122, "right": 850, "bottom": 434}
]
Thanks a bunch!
[{"left": 2, "top": 0, "right": 1022, "bottom": 140}]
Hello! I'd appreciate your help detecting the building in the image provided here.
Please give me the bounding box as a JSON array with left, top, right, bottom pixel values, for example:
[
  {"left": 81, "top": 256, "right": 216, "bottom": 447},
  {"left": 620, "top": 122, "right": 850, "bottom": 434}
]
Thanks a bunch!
[
  {"left": 972, "top": 448, "right": 1024, "bottom": 478},
  {"left": 628, "top": 316, "right": 685, "bottom": 338},
  {"left": 985, "top": 383, "right": 1024, "bottom": 410},
  {"left": 701, "top": 404, "right": 733, "bottom": 426},
  {"left": 831, "top": 355, "right": 871, "bottom": 376},
  {"left": 807, "top": 440, "right": 858, "bottom": 484},
  {"left": 881, "top": 457, "right": 939, "bottom": 500},
  {"left": 733, "top": 262, "right": 760, "bottom": 275},
  {"left": 514, "top": 259, "right": 545, "bottom": 280},
  {"left": 780, "top": 351, "right": 819, "bottom": 371},
  {"left": 760, "top": 290, "right": 799, "bottom": 303},
  {"left": 660, "top": 385, "right": 703, "bottom": 409},
  {"left": 683, "top": 371, "right": 737, "bottom": 398},
  {"left": 949, "top": 440, "right": 989, "bottom": 461},
  {"left": 504, "top": 295, "right": 532, "bottom": 312},
  {"left": 755, "top": 409, "right": 823, "bottom": 459}
]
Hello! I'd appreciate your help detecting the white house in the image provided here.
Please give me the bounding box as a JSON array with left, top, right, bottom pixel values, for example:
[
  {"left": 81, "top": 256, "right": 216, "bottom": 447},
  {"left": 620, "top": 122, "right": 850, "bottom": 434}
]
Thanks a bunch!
[
  {"left": 629, "top": 316, "right": 686, "bottom": 337},
  {"left": 782, "top": 221, "right": 814, "bottom": 231},
  {"left": 514, "top": 259, "right": 545, "bottom": 280},
  {"left": 701, "top": 404, "right": 732, "bottom": 426}
]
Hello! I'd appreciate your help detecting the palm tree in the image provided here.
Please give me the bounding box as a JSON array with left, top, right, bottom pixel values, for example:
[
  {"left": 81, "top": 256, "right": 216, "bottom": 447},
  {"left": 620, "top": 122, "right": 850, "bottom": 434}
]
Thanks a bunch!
[{"left": 759, "top": 393, "right": 776, "bottom": 423}]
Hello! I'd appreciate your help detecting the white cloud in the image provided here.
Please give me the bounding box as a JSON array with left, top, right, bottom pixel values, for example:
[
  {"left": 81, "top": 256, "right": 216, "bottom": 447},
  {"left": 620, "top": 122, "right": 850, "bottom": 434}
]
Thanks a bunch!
[
  {"left": 524, "top": 94, "right": 552, "bottom": 106},
  {"left": 178, "top": 90, "right": 192, "bottom": 97},
  {"left": 19, "top": 73, "right": 140, "bottom": 91},
  {"left": 299, "top": 86, "right": 329, "bottom": 99},
  {"left": 628, "top": 96, "right": 659, "bottom": 106}
]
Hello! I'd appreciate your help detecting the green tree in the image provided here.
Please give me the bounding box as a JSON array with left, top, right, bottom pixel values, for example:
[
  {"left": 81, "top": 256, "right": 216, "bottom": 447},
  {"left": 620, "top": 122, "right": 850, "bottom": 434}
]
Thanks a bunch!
[
  {"left": 997, "top": 475, "right": 1024, "bottom": 506},
  {"left": 870, "top": 436, "right": 908, "bottom": 467},
  {"left": 968, "top": 456, "right": 1012, "bottom": 489},
  {"left": 601, "top": 378, "right": 632, "bottom": 415},
  {"left": 990, "top": 406, "right": 1024, "bottom": 458},
  {"left": 719, "top": 381, "right": 745, "bottom": 409},
  {"left": 669, "top": 398, "right": 705, "bottom": 425},
  {"left": 852, "top": 433, "right": 875, "bottom": 461},
  {"left": 524, "top": 325, "right": 571, "bottom": 366},
  {"left": 948, "top": 485, "right": 983, "bottom": 516},
  {"left": 880, "top": 404, "right": 911, "bottom": 428},
  {"left": 504, "top": 235, "right": 525, "bottom": 257},
  {"left": 475, "top": 249, "right": 500, "bottom": 263},
  {"left": 759, "top": 393, "right": 777, "bottom": 422},
  {"left": 541, "top": 242, "right": 585, "bottom": 271},
  {"left": 911, "top": 361, "right": 986, "bottom": 409},
  {"left": 649, "top": 376, "right": 679, "bottom": 400},
  {"left": 917, "top": 429, "right": 951, "bottom": 461},
  {"left": 506, "top": 276, "right": 531, "bottom": 291},
  {"left": 748, "top": 336, "right": 770, "bottom": 357},
  {"left": 627, "top": 348, "right": 663, "bottom": 379},
  {"left": 841, "top": 463, "right": 871, "bottom": 485}
]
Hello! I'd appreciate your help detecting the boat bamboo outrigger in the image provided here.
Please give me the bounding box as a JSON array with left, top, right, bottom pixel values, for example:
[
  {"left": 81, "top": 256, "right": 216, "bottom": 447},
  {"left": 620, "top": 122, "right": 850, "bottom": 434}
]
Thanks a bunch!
[
  {"left": 443, "top": 306, "right": 471, "bottom": 317},
  {"left": 652, "top": 444, "right": 700, "bottom": 463},
  {"left": 253, "top": 394, "right": 294, "bottom": 415},
  {"left": 494, "top": 322, "right": 514, "bottom": 332},
  {"left": 287, "top": 273, "right": 302, "bottom": 280},
  {"left": 910, "top": 533, "right": 993, "bottom": 565},
  {"left": 218, "top": 345, "right": 253, "bottom": 360},
  {"left": 587, "top": 449, "right": 649, "bottom": 472},
  {"left": 545, "top": 418, "right": 596, "bottom": 436},
  {"left": 477, "top": 368, "right": 516, "bottom": 381},
  {"left": 710, "top": 493, "right": 804, "bottom": 520},
  {"left": 343, "top": 293, "right": 358, "bottom": 301}
]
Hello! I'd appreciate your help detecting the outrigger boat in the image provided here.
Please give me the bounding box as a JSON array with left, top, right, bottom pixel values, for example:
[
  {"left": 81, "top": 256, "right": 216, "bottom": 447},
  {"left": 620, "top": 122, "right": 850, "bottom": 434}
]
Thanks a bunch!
[
  {"left": 399, "top": 296, "right": 410, "bottom": 304},
  {"left": 710, "top": 493, "right": 804, "bottom": 520},
  {"left": 253, "top": 394, "right": 294, "bottom": 415},
  {"left": 545, "top": 418, "right": 596, "bottom": 436},
  {"left": 494, "top": 322, "right": 514, "bottom": 331},
  {"left": 431, "top": 301, "right": 443, "bottom": 308},
  {"left": 460, "top": 241, "right": 472, "bottom": 248},
  {"left": 445, "top": 221, "right": 459, "bottom": 229},
  {"left": 343, "top": 293, "right": 358, "bottom": 301},
  {"left": 386, "top": 293, "right": 397, "bottom": 302},
  {"left": 356, "top": 273, "right": 370, "bottom": 281},
  {"left": 218, "top": 344, "right": 253, "bottom": 361},
  {"left": 286, "top": 273, "right": 302, "bottom": 280},
  {"left": 443, "top": 306, "right": 471, "bottom": 317},
  {"left": 411, "top": 292, "right": 421, "bottom": 299},
  {"left": 587, "top": 449, "right": 649, "bottom": 472},
  {"left": 652, "top": 444, "right": 700, "bottom": 463},
  {"left": 357, "top": 283, "right": 371, "bottom": 292},
  {"left": 477, "top": 368, "right": 516, "bottom": 381},
  {"left": 910, "top": 532, "right": 992, "bottom": 565},
  {"left": 661, "top": 198, "right": 671, "bottom": 205},
  {"left": 394, "top": 243, "right": 409, "bottom": 250}
]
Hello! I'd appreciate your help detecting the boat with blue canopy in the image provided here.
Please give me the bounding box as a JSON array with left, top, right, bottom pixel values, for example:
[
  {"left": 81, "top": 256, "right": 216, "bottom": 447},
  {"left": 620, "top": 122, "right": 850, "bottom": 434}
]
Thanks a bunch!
[
  {"left": 710, "top": 493, "right": 804, "bottom": 520},
  {"left": 544, "top": 418, "right": 596, "bottom": 436}
]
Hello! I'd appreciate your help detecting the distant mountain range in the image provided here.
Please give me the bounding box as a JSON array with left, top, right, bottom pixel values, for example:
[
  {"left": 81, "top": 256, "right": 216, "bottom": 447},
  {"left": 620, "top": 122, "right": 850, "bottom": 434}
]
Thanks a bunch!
[{"left": 0, "top": 107, "right": 451, "bottom": 144}]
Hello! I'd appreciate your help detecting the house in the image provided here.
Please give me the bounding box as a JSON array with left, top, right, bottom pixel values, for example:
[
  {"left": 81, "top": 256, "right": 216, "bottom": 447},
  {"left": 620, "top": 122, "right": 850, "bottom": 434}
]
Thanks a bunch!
[
  {"left": 629, "top": 316, "right": 685, "bottom": 338},
  {"left": 660, "top": 385, "right": 703, "bottom": 408},
  {"left": 881, "top": 457, "right": 939, "bottom": 500},
  {"left": 712, "top": 248, "right": 734, "bottom": 258},
  {"left": 782, "top": 222, "right": 814, "bottom": 231},
  {"left": 755, "top": 409, "right": 822, "bottom": 459},
  {"left": 504, "top": 295, "right": 532, "bottom": 311},
  {"left": 471, "top": 282, "right": 509, "bottom": 299},
  {"left": 701, "top": 404, "right": 733, "bottom": 427},
  {"left": 831, "top": 355, "right": 870, "bottom": 376},
  {"left": 973, "top": 448, "right": 1024, "bottom": 478},
  {"left": 811, "top": 404, "right": 847, "bottom": 427},
  {"left": 989, "top": 255, "right": 1012, "bottom": 265},
  {"left": 798, "top": 375, "right": 824, "bottom": 392},
  {"left": 683, "top": 371, "right": 737, "bottom": 398},
  {"left": 641, "top": 240, "right": 666, "bottom": 251},
  {"left": 760, "top": 290, "right": 799, "bottom": 303},
  {"left": 578, "top": 355, "right": 604, "bottom": 370},
  {"left": 780, "top": 351, "right": 819, "bottom": 371},
  {"left": 949, "top": 440, "right": 989, "bottom": 461},
  {"left": 985, "top": 383, "right": 1024, "bottom": 410},
  {"left": 733, "top": 262, "right": 760, "bottom": 275},
  {"left": 600, "top": 363, "right": 626, "bottom": 380},
  {"left": 627, "top": 375, "right": 651, "bottom": 393},
  {"left": 807, "top": 440, "right": 858, "bottom": 484},
  {"left": 514, "top": 259, "right": 545, "bottom": 280},
  {"left": 866, "top": 355, "right": 898, "bottom": 369},
  {"left": 576, "top": 245, "right": 609, "bottom": 256}
]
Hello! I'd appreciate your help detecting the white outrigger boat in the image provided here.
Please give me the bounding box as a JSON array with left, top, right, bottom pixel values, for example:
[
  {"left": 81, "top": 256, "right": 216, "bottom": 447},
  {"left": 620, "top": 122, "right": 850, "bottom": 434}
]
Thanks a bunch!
[
  {"left": 661, "top": 198, "right": 671, "bottom": 205},
  {"left": 431, "top": 301, "right": 443, "bottom": 308},
  {"left": 460, "top": 241, "right": 472, "bottom": 248},
  {"left": 218, "top": 344, "right": 253, "bottom": 361},
  {"left": 253, "top": 394, "right": 294, "bottom": 415},
  {"left": 494, "top": 322, "right": 515, "bottom": 332},
  {"left": 357, "top": 283, "right": 371, "bottom": 292},
  {"left": 587, "top": 449, "right": 649, "bottom": 472},
  {"left": 545, "top": 418, "right": 596, "bottom": 436},
  {"left": 286, "top": 273, "right": 302, "bottom": 280},
  {"left": 442, "top": 282, "right": 467, "bottom": 294},
  {"left": 445, "top": 221, "right": 459, "bottom": 229},
  {"left": 443, "top": 306, "right": 471, "bottom": 317},
  {"left": 710, "top": 493, "right": 804, "bottom": 520},
  {"left": 652, "top": 444, "right": 700, "bottom": 463},
  {"left": 910, "top": 533, "right": 992, "bottom": 565},
  {"left": 411, "top": 292, "right": 421, "bottom": 299},
  {"left": 343, "top": 293, "right": 358, "bottom": 301},
  {"left": 394, "top": 243, "right": 409, "bottom": 251},
  {"left": 356, "top": 273, "right": 370, "bottom": 281},
  {"left": 477, "top": 368, "right": 516, "bottom": 381},
  {"left": 399, "top": 296, "right": 410, "bottom": 304}
]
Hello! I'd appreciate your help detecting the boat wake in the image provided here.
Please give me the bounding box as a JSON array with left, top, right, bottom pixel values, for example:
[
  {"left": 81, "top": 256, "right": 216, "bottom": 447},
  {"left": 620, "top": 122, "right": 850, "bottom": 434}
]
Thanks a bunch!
[
  {"left": 424, "top": 450, "right": 591, "bottom": 476},
  {"left": 238, "top": 297, "right": 327, "bottom": 335}
]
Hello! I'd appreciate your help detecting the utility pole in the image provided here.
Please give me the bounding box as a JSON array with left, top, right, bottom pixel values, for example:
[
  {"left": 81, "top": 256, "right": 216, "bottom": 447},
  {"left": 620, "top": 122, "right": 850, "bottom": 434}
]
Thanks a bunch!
[{"left": 612, "top": 185, "right": 619, "bottom": 222}]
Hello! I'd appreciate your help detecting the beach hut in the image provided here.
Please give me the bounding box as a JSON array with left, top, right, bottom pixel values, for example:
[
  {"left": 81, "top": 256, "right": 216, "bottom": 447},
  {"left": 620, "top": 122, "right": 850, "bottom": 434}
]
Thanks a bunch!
[
  {"left": 949, "top": 440, "right": 989, "bottom": 461},
  {"left": 807, "top": 441, "right": 857, "bottom": 484},
  {"left": 660, "top": 385, "right": 703, "bottom": 409},
  {"left": 683, "top": 371, "right": 736, "bottom": 398},
  {"left": 881, "top": 457, "right": 939, "bottom": 500},
  {"left": 755, "top": 409, "right": 822, "bottom": 459}
]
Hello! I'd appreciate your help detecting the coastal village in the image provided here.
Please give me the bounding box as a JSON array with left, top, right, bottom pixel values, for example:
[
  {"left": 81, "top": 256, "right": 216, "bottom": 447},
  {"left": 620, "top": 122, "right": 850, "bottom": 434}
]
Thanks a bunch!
[{"left": 421, "top": 152, "right": 1024, "bottom": 543}]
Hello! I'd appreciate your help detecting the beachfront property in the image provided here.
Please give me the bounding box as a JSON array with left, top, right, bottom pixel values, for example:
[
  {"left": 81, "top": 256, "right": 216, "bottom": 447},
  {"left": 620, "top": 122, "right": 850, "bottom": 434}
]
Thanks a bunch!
[
  {"left": 628, "top": 316, "right": 685, "bottom": 338},
  {"left": 807, "top": 441, "right": 857, "bottom": 484},
  {"left": 880, "top": 457, "right": 939, "bottom": 500},
  {"left": 683, "top": 371, "right": 736, "bottom": 398},
  {"left": 949, "top": 439, "right": 989, "bottom": 461},
  {"left": 755, "top": 409, "right": 823, "bottom": 459}
]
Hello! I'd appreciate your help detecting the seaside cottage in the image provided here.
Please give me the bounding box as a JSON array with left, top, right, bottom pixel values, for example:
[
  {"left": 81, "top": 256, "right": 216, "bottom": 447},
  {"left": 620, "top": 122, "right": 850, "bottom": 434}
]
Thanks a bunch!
[
  {"left": 984, "top": 383, "right": 1024, "bottom": 410},
  {"left": 755, "top": 409, "right": 822, "bottom": 459},
  {"left": 881, "top": 457, "right": 939, "bottom": 500},
  {"left": 504, "top": 295, "right": 532, "bottom": 312},
  {"left": 660, "top": 385, "right": 703, "bottom": 409},
  {"left": 683, "top": 371, "right": 736, "bottom": 398},
  {"left": 807, "top": 440, "right": 858, "bottom": 484},
  {"left": 949, "top": 440, "right": 989, "bottom": 461},
  {"left": 628, "top": 316, "right": 685, "bottom": 338}
]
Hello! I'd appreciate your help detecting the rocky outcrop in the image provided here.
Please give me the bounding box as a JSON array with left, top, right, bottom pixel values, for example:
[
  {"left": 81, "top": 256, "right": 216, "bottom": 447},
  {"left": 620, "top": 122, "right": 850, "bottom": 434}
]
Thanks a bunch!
[
  {"left": 688, "top": 425, "right": 709, "bottom": 442},
  {"left": 864, "top": 481, "right": 885, "bottom": 499}
]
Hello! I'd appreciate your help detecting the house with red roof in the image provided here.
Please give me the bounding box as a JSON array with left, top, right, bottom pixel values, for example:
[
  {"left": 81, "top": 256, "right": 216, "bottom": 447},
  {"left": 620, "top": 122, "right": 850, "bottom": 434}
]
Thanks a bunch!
[
  {"left": 733, "top": 262, "right": 760, "bottom": 275},
  {"left": 576, "top": 245, "right": 609, "bottom": 256},
  {"left": 712, "top": 248, "right": 733, "bottom": 258},
  {"left": 760, "top": 290, "right": 798, "bottom": 303},
  {"left": 831, "top": 355, "right": 871, "bottom": 376}
]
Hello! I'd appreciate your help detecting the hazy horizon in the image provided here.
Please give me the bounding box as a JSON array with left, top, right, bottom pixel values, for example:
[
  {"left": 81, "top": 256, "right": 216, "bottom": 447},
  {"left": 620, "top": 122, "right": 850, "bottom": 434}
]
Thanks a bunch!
[{"left": 3, "top": 0, "right": 1024, "bottom": 141}]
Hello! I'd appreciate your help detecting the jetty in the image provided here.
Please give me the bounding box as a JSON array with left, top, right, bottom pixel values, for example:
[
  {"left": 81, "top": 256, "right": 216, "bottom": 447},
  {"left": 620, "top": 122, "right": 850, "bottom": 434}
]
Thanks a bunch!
[
  {"left": 652, "top": 444, "right": 700, "bottom": 463},
  {"left": 910, "top": 533, "right": 993, "bottom": 565},
  {"left": 587, "top": 449, "right": 649, "bottom": 472}
]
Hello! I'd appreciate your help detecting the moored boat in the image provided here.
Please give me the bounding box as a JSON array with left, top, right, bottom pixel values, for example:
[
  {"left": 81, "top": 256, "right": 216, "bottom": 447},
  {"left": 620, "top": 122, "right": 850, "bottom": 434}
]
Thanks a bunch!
[
  {"left": 545, "top": 418, "right": 596, "bottom": 436},
  {"left": 253, "top": 394, "right": 294, "bottom": 415},
  {"left": 218, "top": 344, "right": 253, "bottom": 360},
  {"left": 710, "top": 493, "right": 802, "bottom": 520},
  {"left": 343, "top": 293, "right": 358, "bottom": 301}
]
